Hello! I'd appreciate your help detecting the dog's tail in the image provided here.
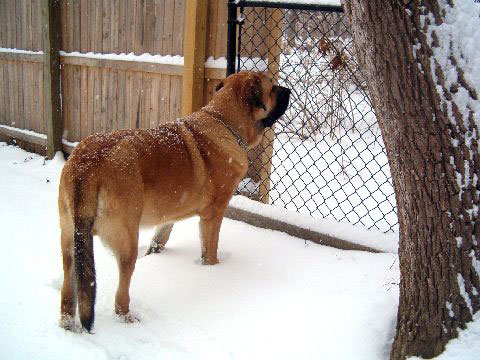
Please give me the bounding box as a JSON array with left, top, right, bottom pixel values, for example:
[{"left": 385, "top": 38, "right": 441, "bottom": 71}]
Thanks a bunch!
[{"left": 72, "top": 180, "right": 98, "bottom": 332}]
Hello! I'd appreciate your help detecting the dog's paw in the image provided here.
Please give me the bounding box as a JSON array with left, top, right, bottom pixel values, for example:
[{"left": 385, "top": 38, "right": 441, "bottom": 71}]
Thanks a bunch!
[
  {"left": 118, "top": 312, "right": 140, "bottom": 324},
  {"left": 201, "top": 256, "right": 220, "bottom": 265},
  {"left": 143, "top": 243, "right": 165, "bottom": 256},
  {"left": 59, "top": 315, "right": 82, "bottom": 333}
]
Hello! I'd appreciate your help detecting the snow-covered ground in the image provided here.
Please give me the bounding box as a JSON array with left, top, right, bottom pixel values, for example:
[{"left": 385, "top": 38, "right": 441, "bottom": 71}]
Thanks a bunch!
[
  {"left": 0, "top": 143, "right": 477, "bottom": 359},
  {"left": 0, "top": 143, "right": 398, "bottom": 359},
  {"left": 0, "top": 143, "right": 480, "bottom": 359}
]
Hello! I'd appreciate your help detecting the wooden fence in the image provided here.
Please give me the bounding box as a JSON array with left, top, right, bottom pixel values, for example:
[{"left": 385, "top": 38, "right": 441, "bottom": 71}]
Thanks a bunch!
[{"left": 0, "top": 0, "right": 228, "bottom": 155}]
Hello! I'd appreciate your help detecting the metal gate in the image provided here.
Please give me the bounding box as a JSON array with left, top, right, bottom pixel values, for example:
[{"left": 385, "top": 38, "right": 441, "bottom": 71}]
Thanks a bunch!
[{"left": 226, "top": 0, "right": 398, "bottom": 233}]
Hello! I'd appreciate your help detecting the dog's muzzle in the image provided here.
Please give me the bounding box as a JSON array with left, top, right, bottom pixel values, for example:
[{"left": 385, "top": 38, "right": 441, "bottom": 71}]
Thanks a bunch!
[{"left": 262, "top": 86, "right": 291, "bottom": 128}]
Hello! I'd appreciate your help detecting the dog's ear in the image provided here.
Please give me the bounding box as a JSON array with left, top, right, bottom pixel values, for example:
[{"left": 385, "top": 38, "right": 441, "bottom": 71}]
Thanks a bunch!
[
  {"left": 215, "top": 81, "right": 224, "bottom": 92},
  {"left": 241, "top": 75, "right": 266, "bottom": 111}
]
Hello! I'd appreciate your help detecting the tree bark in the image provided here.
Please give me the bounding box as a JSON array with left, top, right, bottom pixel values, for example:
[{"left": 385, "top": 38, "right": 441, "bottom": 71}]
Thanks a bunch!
[{"left": 342, "top": 1, "right": 480, "bottom": 359}]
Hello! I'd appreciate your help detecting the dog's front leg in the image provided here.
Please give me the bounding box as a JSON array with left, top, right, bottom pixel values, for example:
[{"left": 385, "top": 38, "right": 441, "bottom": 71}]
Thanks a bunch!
[
  {"left": 199, "top": 214, "right": 224, "bottom": 265},
  {"left": 145, "top": 223, "right": 174, "bottom": 255}
]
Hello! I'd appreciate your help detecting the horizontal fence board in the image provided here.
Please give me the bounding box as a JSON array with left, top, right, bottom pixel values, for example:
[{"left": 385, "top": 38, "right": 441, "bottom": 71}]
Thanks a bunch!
[
  {"left": 0, "top": 50, "right": 226, "bottom": 79},
  {"left": 204, "top": 67, "right": 225, "bottom": 80},
  {"left": 0, "top": 124, "right": 46, "bottom": 146},
  {"left": 0, "top": 124, "right": 75, "bottom": 154},
  {"left": 0, "top": 52, "right": 43, "bottom": 62},
  {"left": 60, "top": 55, "right": 184, "bottom": 76}
]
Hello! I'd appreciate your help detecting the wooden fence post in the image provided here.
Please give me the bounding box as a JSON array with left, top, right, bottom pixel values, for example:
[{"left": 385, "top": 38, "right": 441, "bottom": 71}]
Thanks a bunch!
[
  {"left": 258, "top": 8, "right": 284, "bottom": 204},
  {"left": 42, "top": 0, "right": 62, "bottom": 159},
  {"left": 182, "top": 0, "right": 208, "bottom": 116}
]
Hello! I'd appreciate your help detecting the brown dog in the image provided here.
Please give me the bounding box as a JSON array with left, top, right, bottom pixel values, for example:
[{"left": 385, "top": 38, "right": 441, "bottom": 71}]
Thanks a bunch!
[{"left": 58, "top": 71, "right": 290, "bottom": 332}]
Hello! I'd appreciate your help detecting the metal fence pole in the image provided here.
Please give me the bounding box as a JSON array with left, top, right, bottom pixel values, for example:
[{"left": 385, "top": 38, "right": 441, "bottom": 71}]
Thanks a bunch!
[{"left": 226, "top": 0, "right": 237, "bottom": 76}]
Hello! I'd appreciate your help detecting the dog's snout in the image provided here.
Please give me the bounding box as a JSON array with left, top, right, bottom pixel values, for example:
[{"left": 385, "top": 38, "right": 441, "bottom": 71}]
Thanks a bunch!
[
  {"left": 273, "top": 85, "right": 290, "bottom": 93},
  {"left": 275, "top": 86, "right": 291, "bottom": 102},
  {"left": 261, "top": 85, "right": 291, "bottom": 128},
  {"left": 279, "top": 87, "right": 291, "bottom": 101}
]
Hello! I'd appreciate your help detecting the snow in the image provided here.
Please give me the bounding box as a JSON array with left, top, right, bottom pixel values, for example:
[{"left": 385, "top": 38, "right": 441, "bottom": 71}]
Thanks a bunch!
[
  {"left": 59, "top": 51, "right": 184, "bottom": 66},
  {"left": 409, "top": 313, "right": 480, "bottom": 360},
  {"left": 0, "top": 143, "right": 401, "bottom": 359},
  {"left": 470, "top": 250, "right": 480, "bottom": 277},
  {"left": 457, "top": 274, "right": 473, "bottom": 315},
  {"left": 0, "top": 144, "right": 476, "bottom": 360},
  {"left": 205, "top": 56, "right": 267, "bottom": 71},
  {"left": 0, "top": 124, "right": 47, "bottom": 140},
  {"left": 455, "top": 236, "right": 462, "bottom": 248},
  {"left": 62, "top": 138, "right": 79, "bottom": 149},
  {"left": 205, "top": 56, "right": 227, "bottom": 68},
  {"left": 58, "top": 52, "right": 257, "bottom": 71},
  {"left": 425, "top": 1, "right": 480, "bottom": 130},
  {"left": 230, "top": 195, "right": 398, "bottom": 253},
  {"left": 420, "top": 1, "right": 480, "bottom": 216},
  {"left": 446, "top": 302, "right": 454, "bottom": 318},
  {"left": 0, "top": 47, "right": 43, "bottom": 55}
]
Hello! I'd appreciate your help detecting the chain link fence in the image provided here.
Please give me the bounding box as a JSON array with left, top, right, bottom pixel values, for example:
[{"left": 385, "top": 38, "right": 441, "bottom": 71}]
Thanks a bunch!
[{"left": 228, "top": 1, "right": 398, "bottom": 233}]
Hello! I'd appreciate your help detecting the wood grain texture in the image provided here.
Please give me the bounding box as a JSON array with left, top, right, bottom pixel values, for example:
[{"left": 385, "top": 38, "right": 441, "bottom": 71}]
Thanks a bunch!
[{"left": 1, "top": 0, "right": 227, "bottom": 148}]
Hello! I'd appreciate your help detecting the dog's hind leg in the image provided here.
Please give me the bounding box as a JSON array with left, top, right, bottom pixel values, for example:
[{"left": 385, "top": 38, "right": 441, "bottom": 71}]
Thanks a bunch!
[
  {"left": 145, "top": 223, "right": 174, "bottom": 255},
  {"left": 112, "top": 224, "right": 139, "bottom": 322},
  {"left": 60, "top": 226, "right": 76, "bottom": 330}
]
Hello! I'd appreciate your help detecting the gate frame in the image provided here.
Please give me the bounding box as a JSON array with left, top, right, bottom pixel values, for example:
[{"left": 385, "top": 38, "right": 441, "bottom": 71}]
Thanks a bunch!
[
  {"left": 226, "top": 0, "right": 344, "bottom": 77},
  {"left": 226, "top": 0, "right": 345, "bottom": 204}
]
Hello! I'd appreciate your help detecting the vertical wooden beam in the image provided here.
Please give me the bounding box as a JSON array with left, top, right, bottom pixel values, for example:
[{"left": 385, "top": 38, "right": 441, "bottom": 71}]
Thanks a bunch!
[
  {"left": 258, "top": 8, "right": 284, "bottom": 204},
  {"left": 182, "top": 0, "right": 208, "bottom": 116},
  {"left": 42, "top": 0, "right": 62, "bottom": 159}
]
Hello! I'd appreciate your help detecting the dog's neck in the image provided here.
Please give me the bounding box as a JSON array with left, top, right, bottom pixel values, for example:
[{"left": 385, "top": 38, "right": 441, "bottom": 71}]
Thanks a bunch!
[{"left": 201, "top": 108, "right": 248, "bottom": 150}]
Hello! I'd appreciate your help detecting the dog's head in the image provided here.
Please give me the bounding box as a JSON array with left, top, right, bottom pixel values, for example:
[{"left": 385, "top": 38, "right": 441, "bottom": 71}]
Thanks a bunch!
[{"left": 214, "top": 72, "right": 291, "bottom": 147}]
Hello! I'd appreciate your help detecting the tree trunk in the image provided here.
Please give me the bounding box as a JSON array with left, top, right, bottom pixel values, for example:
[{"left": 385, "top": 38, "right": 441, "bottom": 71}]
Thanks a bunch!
[{"left": 342, "top": 1, "right": 480, "bottom": 359}]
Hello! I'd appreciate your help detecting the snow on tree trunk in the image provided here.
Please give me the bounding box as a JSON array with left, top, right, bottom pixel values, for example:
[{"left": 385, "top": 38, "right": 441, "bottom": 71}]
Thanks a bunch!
[{"left": 341, "top": 0, "right": 480, "bottom": 358}]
